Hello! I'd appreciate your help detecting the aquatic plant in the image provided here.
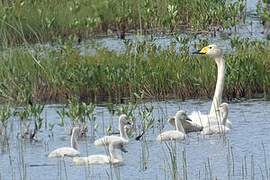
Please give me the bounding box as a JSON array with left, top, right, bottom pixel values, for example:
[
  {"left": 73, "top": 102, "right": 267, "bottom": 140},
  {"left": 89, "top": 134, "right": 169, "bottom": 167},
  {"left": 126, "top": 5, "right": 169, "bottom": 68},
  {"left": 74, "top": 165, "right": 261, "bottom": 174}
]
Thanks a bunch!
[
  {"left": 14, "top": 104, "right": 45, "bottom": 140},
  {"left": 0, "top": 0, "right": 246, "bottom": 45},
  {"left": 16, "top": 106, "right": 30, "bottom": 138},
  {"left": 56, "top": 99, "right": 96, "bottom": 135},
  {"left": 135, "top": 101, "right": 155, "bottom": 141},
  {"left": 0, "top": 105, "right": 11, "bottom": 136},
  {"left": 163, "top": 142, "right": 181, "bottom": 180},
  {"left": 29, "top": 104, "right": 45, "bottom": 140},
  {"left": 1, "top": 36, "right": 270, "bottom": 104}
]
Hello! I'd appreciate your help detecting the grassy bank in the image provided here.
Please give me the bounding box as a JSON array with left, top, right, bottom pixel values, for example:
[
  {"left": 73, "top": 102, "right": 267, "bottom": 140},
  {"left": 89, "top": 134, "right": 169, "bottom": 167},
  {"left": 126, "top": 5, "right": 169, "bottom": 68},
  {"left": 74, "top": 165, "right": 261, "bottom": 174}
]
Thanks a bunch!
[
  {"left": 0, "top": 0, "right": 246, "bottom": 45},
  {"left": 0, "top": 37, "right": 269, "bottom": 105}
]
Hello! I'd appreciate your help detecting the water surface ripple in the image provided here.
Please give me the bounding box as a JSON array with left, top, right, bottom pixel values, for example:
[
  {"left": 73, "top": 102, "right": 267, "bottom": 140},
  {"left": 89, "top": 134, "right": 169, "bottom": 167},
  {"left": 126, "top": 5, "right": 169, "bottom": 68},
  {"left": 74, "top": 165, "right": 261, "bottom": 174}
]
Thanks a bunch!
[{"left": 0, "top": 99, "right": 270, "bottom": 180}]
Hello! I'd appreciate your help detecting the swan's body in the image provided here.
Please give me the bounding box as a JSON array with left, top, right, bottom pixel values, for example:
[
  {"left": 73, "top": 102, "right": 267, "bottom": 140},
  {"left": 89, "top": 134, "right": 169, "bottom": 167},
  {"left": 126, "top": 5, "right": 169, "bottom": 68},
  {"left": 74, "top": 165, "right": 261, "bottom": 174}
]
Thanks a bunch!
[
  {"left": 94, "top": 114, "right": 130, "bottom": 151},
  {"left": 189, "top": 111, "right": 232, "bottom": 129},
  {"left": 48, "top": 127, "right": 80, "bottom": 158},
  {"left": 73, "top": 143, "right": 123, "bottom": 165},
  {"left": 202, "top": 103, "right": 230, "bottom": 135},
  {"left": 157, "top": 111, "right": 190, "bottom": 142}
]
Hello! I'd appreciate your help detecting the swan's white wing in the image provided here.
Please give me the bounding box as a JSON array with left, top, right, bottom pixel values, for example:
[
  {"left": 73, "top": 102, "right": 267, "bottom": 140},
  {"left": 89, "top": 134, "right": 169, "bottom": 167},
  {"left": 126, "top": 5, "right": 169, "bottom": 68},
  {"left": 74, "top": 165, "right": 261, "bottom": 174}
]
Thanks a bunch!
[
  {"left": 94, "top": 136, "right": 128, "bottom": 146},
  {"left": 48, "top": 147, "right": 80, "bottom": 158},
  {"left": 157, "top": 130, "right": 185, "bottom": 142},
  {"left": 189, "top": 111, "right": 232, "bottom": 129},
  {"left": 73, "top": 154, "right": 123, "bottom": 165},
  {"left": 225, "top": 120, "right": 232, "bottom": 129},
  {"left": 73, "top": 155, "right": 110, "bottom": 165},
  {"left": 201, "top": 125, "right": 230, "bottom": 135}
]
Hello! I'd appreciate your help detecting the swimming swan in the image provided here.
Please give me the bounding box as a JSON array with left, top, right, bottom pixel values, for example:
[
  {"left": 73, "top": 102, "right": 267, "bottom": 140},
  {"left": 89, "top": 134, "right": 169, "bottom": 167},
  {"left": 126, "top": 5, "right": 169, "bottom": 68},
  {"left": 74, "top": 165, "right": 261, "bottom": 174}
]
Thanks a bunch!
[
  {"left": 73, "top": 143, "right": 124, "bottom": 165},
  {"left": 48, "top": 127, "right": 80, "bottom": 158},
  {"left": 201, "top": 103, "right": 230, "bottom": 135},
  {"left": 94, "top": 114, "right": 130, "bottom": 151},
  {"left": 189, "top": 44, "right": 232, "bottom": 128},
  {"left": 157, "top": 111, "right": 191, "bottom": 142}
]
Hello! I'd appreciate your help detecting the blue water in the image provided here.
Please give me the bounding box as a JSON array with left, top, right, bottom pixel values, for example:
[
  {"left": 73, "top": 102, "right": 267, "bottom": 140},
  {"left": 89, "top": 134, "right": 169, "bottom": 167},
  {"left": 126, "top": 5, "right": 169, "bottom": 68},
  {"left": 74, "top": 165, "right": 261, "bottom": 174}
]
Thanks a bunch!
[{"left": 0, "top": 99, "right": 270, "bottom": 180}]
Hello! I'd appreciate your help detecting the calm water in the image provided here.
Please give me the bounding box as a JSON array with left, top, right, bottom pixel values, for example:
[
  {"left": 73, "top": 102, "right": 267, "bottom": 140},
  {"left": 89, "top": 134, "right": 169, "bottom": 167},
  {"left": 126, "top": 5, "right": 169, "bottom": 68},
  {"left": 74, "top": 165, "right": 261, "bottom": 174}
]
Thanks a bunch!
[{"left": 0, "top": 99, "right": 270, "bottom": 180}]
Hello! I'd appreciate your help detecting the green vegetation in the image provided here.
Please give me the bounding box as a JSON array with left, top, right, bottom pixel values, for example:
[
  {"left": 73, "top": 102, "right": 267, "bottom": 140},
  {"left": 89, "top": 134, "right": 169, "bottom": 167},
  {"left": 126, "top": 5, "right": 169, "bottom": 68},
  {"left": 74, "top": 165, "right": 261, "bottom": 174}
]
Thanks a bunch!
[
  {"left": 56, "top": 99, "right": 96, "bottom": 135},
  {"left": 0, "top": 0, "right": 246, "bottom": 45},
  {"left": 0, "top": 0, "right": 268, "bottom": 105},
  {"left": 0, "top": 36, "right": 270, "bottom": 104},
  {"left": 257, "top": 0, "right": 270, "bottom": 22}
]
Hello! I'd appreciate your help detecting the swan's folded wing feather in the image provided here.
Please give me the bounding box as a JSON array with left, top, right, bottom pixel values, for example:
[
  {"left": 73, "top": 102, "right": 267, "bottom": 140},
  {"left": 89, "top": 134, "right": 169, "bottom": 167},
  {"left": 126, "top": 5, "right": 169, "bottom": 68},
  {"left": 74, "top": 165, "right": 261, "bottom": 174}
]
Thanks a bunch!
[
  {"left": 94, "top": 136, "right": 128, "bottom": 146},
  {"left": 73, "top": 155, "right": 109, "bottom": 165},
  {"left": 48, "top": 147, "right": 80, "bottom": 158},
  {"left": 157, "top": 130, "right": 185, "bottom": 142},
  {"left": 202, "top": 125, "right": 230, "bottom": 135}
]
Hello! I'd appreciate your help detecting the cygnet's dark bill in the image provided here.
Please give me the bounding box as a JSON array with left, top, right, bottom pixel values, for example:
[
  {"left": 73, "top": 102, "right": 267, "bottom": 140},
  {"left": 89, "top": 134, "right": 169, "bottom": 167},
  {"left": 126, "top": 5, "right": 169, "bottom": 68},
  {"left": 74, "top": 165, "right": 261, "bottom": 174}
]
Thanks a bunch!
[
  {"left": 120, "top": 145, "right": 128, "bottom": 153},
  {"left": 186, "top": 117, "right": 192, "bottom": 121}
]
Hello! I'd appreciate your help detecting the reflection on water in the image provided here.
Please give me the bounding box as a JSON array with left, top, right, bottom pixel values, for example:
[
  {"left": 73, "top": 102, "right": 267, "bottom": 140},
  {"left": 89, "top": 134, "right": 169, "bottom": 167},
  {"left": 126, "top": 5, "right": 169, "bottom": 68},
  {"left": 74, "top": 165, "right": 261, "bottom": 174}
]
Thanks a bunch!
[{"left": 0, "top": 99, "right": 270, "bottom": 179}]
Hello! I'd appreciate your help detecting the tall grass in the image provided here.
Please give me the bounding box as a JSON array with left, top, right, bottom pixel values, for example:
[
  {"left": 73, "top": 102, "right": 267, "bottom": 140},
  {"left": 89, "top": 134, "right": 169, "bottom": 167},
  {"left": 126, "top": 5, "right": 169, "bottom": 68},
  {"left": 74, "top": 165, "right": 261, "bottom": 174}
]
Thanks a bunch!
[
  {"left": 0, "top": 37, "right": 269, "bottom": 104},
  {"left": 0, "top": 0, "right": 246, "bottom": 45}
]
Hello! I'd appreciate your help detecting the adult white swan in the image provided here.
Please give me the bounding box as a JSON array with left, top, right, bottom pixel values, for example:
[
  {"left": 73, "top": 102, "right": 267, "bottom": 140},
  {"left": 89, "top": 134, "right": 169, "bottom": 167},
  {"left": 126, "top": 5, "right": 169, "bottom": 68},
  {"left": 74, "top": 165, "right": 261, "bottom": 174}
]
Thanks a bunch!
[
  {"left": 94, "top": 114, "right": 130, "bottom": 151},
  {"left": 48, "top": 127, "right": 80, "bottom": 158},
  {"left": 73, "top": 143, "right": 124, "bottom": 165},
  {"left": 157, "top": 110, "right": 191, "bottom": 142},
  {"left": 202, "top": 103, "right": 230, "bottom": 135},
  {"left": 170, "top": 45, "right": 232, "bottom": 131},
  {"left": 190, "top": 44, "right": 232, "bottom": 128}
]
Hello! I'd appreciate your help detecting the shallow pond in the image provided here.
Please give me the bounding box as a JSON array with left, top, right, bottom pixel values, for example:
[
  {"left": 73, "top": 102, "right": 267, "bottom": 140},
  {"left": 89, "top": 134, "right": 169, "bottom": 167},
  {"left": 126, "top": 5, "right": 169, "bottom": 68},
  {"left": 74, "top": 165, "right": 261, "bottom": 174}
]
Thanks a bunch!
[{"left": 0, "top": 99, "right": 270, "bottom": 180}]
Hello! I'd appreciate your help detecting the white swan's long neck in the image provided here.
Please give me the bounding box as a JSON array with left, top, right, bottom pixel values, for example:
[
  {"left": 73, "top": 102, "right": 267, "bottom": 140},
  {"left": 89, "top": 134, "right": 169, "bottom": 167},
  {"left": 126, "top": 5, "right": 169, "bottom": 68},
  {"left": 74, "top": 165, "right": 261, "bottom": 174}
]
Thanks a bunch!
[
  {"left": 119, "top": 122, "right": 128, "bottom": 140},
  {"left": 108, "top": 144, "right": 122, "bottom": 161},
  {"left": 71, "top": 131, "right": 78, "bottom": 150},
  {"left": 210, "top": 57, "right": 225, "bottom": 116},
  {"left": 175, "top": 118, "right": 185, "bottom": 134}
]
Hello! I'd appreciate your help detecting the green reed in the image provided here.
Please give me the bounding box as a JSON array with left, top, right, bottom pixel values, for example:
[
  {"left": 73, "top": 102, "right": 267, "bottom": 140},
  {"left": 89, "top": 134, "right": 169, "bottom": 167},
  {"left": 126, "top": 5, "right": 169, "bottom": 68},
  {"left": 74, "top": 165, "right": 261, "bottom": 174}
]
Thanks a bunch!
[
  {"left": 56, "top": 98, "right": 96, "bottom": 135},
  {"left": 1, "top": 36, "right": 270, "bottom": 105},
  {"left": 14, "top": 104, "right": 45, "bottom": 140},
  {"left": 0, "top": 105, "right": 11, "bottom": 136},
  {"left": 0, "top": 0, "right": 246, "bottom": 45}
]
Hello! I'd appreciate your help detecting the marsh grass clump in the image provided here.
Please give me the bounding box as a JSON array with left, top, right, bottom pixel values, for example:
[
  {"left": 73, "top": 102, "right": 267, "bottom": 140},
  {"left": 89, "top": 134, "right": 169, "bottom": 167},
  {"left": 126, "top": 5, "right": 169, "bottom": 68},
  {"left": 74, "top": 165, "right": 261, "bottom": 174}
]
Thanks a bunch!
[
  {"left": 257, "top": 0, "right": 270, "bottom": 34},
  {"left": 134, "top": 92, "right": 155, "bottom": 141},
  {"left": 162, "top": 142, "right": 181, "bottom": 180},
  {"left": 1, "top": 37, "right": 270, "bottom": 104},
  {"left": 0, "top": 105, "right": 12, "bottom": 136},
  {"left": 15, "top": 104, "right": 45, "bottom": 140},
  {"left": 56, "top": 98, "right": 96, "bottom": 135},
  {"left": 0, "top": 0, "right": 246, "bottom": 45}
]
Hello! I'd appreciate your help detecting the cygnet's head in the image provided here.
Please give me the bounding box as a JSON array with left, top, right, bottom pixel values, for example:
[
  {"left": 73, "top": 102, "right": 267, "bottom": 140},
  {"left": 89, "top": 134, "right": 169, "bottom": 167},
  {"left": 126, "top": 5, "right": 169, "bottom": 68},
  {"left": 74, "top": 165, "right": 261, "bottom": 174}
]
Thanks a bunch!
[
  {"left": 71, "top": 127, "right": 80, "bottom": 136},
  {"left": 199, "top": 44, "right": 223, "bottom": 58},
  {"left": 219, "top": 103, "right": 229, "bottom": 114},
  {"left": 175, "top": 110, "right": 192, "bottom": 122},
  {"left": 119, "top": 114, "right": 131, "bottom": 125}
]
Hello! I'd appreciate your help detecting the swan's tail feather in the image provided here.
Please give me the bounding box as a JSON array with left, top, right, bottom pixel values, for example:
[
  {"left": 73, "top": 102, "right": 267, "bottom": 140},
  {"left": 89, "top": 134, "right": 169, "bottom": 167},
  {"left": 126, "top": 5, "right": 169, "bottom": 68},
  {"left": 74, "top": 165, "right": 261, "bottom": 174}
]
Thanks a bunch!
[
  {"left": 48, "top": 152, "right": 57, "bottom": 158},
  {"left": 156, "top": 135, "right": 162, "bottom": 142}
]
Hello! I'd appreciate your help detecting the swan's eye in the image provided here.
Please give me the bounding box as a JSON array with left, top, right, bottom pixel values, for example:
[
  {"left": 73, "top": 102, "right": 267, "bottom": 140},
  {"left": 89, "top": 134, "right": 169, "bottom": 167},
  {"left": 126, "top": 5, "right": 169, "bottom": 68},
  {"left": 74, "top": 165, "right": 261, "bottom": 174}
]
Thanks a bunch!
[{"left": 209, "top": 47, "right": 212, "bottom": 49}]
